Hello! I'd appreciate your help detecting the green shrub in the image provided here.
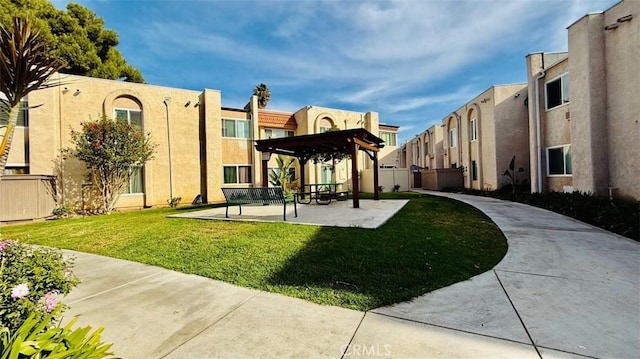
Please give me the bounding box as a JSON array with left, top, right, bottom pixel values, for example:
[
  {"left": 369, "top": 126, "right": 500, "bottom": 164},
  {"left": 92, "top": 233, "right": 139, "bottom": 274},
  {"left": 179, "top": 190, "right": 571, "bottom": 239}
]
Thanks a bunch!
[
  {"left": 443, "top": 188, "right": 639, "bottom": 241},
  {"left": 0, "top": 306, "right": 115, "bottom": 358},
  {"left": 0, "top": 241, "right": 80, "bottom": 332},
  {"left": 52, "top": 205, "right": 74, "bottom": 219}
]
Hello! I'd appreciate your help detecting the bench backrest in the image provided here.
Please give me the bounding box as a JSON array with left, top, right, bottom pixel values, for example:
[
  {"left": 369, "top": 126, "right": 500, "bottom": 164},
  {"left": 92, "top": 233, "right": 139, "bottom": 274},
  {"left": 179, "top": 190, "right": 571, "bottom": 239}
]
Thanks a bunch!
[{"left": 221, "top": 187, "right": 286, "bottom": 205}]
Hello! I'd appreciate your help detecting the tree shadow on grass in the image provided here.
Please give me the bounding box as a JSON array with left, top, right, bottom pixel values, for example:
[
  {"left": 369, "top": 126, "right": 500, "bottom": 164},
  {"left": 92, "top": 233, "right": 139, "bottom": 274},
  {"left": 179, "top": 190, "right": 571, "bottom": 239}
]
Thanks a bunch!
[{"left": 267, "top": 195, "right": 508, "bottom": 311}]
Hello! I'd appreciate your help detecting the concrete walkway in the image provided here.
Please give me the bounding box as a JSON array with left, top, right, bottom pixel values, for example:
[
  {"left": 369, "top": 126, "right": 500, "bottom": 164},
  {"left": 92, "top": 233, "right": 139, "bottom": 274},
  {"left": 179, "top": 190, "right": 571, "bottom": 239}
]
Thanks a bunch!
[{"left": 61, "top": 191, "right": 639, "bottom": 358}]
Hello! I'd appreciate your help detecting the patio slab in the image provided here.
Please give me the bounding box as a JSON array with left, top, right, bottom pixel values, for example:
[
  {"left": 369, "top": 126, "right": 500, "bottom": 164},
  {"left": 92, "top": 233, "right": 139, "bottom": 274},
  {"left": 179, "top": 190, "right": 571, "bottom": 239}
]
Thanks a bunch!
[{"left": 168, "top": 199, "right": 409, "bottom": 229}]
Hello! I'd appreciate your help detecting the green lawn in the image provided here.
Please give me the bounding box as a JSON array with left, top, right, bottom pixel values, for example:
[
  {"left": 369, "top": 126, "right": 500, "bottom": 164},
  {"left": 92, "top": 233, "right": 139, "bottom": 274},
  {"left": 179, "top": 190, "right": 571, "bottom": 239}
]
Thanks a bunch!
[{"left": 0, "top": 193, "right": 507, "bottom": 311}]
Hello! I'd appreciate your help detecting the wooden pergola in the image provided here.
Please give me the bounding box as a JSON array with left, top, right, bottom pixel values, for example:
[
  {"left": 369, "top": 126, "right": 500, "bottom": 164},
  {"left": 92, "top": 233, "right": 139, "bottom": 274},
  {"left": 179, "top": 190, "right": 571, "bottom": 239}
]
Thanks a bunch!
[{"left": 254, "top": 128, "right": 385, "bottom": 208}]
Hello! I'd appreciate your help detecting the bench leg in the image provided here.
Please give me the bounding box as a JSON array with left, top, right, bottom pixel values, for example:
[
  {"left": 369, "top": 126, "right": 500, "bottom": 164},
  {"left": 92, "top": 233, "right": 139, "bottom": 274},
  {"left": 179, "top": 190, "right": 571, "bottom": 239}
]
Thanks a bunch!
[
  {"left": 238, "top": 204, "right": 242, "bottom": 215},
  {"left": 225, "top": 204, "right": 229, "bottom": 218},
  {"left": 283, "top": 203, "right": 286, "bottom": 221},
  {"left": 294, "top": 200, "right": 297, "bottom": 218}
]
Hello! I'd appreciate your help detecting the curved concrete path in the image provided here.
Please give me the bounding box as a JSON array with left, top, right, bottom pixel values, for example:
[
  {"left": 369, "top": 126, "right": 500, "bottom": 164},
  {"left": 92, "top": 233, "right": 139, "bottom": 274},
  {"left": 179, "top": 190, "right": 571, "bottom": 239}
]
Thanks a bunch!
[{"left": 61, "top": 191, "right": 639, "bottom": 358}]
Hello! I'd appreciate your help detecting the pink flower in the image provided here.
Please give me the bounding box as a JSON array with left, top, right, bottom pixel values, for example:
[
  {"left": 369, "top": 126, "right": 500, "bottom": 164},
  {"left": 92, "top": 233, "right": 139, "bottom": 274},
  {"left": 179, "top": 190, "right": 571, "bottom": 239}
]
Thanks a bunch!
[
  {"left": 43, "top": 292, "right": 58, "bottom": 313},
  {"left": 0, "top": 240, "right": 12, "bottom": 252},
  {"left": 11, "top": 283, "right": 29, "bottom": 299},
  {"left": 64, "top": 268, "right": 73, "bottom": 278}
]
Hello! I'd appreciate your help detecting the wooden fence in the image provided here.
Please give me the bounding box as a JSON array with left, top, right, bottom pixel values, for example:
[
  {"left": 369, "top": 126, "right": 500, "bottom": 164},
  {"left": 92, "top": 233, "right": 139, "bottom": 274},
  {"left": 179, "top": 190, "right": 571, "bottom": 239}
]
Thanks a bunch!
[{"left": 0, "top": 175, "right": 57, "bottom": 222}]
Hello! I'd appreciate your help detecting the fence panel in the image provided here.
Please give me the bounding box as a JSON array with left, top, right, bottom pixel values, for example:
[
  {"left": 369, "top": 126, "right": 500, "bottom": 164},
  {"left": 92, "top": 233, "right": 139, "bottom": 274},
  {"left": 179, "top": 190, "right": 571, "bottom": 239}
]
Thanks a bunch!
[{"left": 0, "top": 175, "right": 57, "bottom": 222}]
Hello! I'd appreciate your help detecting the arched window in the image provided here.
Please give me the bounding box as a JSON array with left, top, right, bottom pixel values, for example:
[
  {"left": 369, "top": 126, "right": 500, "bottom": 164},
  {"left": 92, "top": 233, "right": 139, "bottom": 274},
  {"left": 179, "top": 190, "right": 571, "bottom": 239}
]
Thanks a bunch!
[
  {"left": 318, "top": 117, "right": 335, "bottom": 133},
  {"left": 113, "top": 96, "right": 144, "bottom": 194}
]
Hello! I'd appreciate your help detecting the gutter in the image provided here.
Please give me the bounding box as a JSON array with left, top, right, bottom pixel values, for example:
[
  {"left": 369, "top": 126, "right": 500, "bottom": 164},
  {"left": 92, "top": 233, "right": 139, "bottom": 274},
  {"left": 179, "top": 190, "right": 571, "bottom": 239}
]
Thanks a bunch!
[{"left": 534, "top": 70, "right": 545, "bottom": 192}]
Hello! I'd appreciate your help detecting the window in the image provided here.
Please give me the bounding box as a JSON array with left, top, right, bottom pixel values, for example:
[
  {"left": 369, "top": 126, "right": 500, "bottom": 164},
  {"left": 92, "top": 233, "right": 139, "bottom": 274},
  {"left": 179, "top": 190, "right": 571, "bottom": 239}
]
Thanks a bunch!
[
  {"left": 471, "top": 160, "right": 478, "bottom": 181},
  {"left": 379, "top": 131, "right": 397, "bottom": 146},
  {"left": 469, "top": 119, "right": 477, "bottom": 141},
  {"left": 114, "top": 108, "right": 144, "bottom": 194},
  {"left": 449, "top": 128, "right": 457, "bottom": 148},
  {"left": 223, "top": 165, "right": 252, "bottom": 184},
  {"left": 321, "top": 164, "right": 332, "bottom": 183},
  {"left": 114, "top": 108, "right": 142, "bottom": 127},
  {"left": 547, "top": 145, "right": 572, "bottom": 176},
  {"left": 123, "top": 166, "right": 144, "bottom": 194},
  {"left": 4, "top": 166, "right": 29, "bottom": 175},
  {"left": 264, "top": 129, "right": 294, "bottom": 139},
  {"left": 222, "top": 119, "right": 251, "bottom": 139},
  {"left": 319, "top": 126, "right": 331, "bottom": 133},
  {"left": 546, "top": 73, "right": 569, "bottom": 110},
  {"left": 16, "top": 100, "right": 29, "bottom": 127}
]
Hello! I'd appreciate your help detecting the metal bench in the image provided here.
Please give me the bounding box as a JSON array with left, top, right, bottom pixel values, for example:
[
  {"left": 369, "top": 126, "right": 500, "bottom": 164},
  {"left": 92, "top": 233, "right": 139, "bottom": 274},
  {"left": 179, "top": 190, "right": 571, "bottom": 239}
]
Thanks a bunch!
[{"left": 221, "top": 187, "right": 297, "bottom": 221}]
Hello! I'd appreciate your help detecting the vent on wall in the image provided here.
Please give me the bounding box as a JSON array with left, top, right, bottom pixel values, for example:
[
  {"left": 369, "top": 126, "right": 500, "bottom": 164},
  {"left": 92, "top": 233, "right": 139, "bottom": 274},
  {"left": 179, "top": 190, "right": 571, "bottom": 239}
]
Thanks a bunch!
[{"left": 565, "top": 111, "right": 570, "bottom": 120}]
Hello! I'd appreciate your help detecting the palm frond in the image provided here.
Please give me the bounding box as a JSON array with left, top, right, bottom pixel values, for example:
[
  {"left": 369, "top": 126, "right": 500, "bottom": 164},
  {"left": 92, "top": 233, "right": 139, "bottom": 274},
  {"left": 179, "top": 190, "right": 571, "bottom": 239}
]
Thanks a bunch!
[{"left": 0, "top": 17, "right": 63, "bottom": 107}]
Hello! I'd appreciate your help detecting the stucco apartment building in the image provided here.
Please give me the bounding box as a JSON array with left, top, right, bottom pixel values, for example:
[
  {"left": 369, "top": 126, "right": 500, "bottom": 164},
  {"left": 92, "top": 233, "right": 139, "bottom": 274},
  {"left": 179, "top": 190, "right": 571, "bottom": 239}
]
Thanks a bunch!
[
  {"left": 398, "top": 0, "right": 637, "bottom": 199},
  {"left": 527, "top": 0, "right": 638, "bottom": 199},
  {"left": 399, "top": 84, "right": 529, "bottom": 191},
  {"left": 3, "top": 73, "right": 398, "bottom": 212}
]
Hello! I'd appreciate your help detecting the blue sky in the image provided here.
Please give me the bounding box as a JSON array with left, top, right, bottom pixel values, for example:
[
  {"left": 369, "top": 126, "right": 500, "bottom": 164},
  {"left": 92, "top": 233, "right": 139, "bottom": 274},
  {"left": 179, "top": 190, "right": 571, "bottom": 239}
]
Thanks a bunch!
[{"left": 54, "top": 0, "right": 618, "bottom": 144}]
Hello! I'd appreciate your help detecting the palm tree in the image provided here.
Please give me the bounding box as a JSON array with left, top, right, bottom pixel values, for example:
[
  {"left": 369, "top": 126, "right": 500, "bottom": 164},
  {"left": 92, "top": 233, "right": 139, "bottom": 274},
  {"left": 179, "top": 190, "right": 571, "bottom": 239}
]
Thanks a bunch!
[
  {"left": 0, "top": 17, "right": 62, "bottom": 178},
  {"left": 253, "top": 83, "right": 270, "bottom": 109}
]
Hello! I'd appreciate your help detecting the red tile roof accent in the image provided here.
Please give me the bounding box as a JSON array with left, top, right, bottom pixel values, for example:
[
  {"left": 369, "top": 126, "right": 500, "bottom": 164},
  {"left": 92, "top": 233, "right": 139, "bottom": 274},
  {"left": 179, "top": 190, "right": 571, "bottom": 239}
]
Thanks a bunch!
[{"left": 258, "top": 110, "right": 297, "bottom": 129}]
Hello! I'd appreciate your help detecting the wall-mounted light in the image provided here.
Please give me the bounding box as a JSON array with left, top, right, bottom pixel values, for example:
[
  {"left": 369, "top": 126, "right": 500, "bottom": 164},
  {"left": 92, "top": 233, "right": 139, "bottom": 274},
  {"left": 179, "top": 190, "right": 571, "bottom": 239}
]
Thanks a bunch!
[
  {"left": 184, "top": 101, "right": 191, "bottom": 107},
  {"left": 605, "top": 14, "right": 632, "bottom": 30},
  {"left": 604, "top": 23, "right": 619, "bottom": 30},
  {"left": 74, "top": 89, "right": 81, "bottom": 96},
  {"left": 194, "top": 101, "right": 200, "bottom": 107},
  {"left": 62, "top": 87, "right": 69, "bottom": 94}
]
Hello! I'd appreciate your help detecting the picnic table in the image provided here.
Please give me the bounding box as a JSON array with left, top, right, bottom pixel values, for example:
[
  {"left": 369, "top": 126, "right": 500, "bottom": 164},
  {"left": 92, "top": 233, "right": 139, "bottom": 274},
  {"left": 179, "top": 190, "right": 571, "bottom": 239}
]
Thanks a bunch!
[{"left": 296, "top": 183, "right": 349, "bottom": 205}]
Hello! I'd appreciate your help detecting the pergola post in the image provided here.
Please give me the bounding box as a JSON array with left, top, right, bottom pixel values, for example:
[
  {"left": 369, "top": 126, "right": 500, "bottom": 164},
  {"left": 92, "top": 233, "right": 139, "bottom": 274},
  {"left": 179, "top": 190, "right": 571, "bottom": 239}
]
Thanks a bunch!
[
  {"left": 350, "top": 142, "right": 360, "bottom": 208},
  {"left": 261, "top": 152, "right": 271, "bottom": 187},
  {"left": 373, "top": 151, "right": 379, "bottom": 200},
  {"left": 299, "top": 157, "right": 307, "bottom": 199}
]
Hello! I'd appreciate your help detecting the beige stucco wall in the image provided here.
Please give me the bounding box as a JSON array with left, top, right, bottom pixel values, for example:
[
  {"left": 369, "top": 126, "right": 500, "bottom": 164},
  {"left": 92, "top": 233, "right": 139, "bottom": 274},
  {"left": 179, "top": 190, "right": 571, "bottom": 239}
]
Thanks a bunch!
[
  {"left": 200, "top": 89, "right": 223, "bottom": 203},
  {"left": 541, "top": 59, "right": 573, "bottom": 193},
  {"left": 493, "top": 85, "right": 530, "bottom": 190},
  {"left": 439, "top": 85, "right": 528, "bottom": 191},
  {"left": 28, "top": 74, "right": 207, "bottom": 210},
  {"left": 5, "top": 127, "right": 28, "bottom": 166},
  {"left": 601, "top": 0, "right": 640, "bottom": 199},
  {"left": 569, "top": 0, "right": 639, "bottom": 199}
]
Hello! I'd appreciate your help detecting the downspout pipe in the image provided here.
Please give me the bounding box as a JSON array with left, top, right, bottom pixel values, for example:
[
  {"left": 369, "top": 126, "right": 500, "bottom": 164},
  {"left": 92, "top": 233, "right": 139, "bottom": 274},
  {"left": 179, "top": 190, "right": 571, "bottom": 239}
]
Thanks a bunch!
[
  {"left": 534, "top": 70, "right": 545, "bottom": 193},
  {"left": 163, "top": 97, "right": 173, "bottom": 200}
]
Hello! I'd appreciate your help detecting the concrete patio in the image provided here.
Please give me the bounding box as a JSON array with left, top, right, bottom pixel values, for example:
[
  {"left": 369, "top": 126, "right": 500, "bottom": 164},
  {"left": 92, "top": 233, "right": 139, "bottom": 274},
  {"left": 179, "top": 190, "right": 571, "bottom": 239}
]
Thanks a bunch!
[{"left": 168, "top": 199, "right": 409, "bottom": 229}]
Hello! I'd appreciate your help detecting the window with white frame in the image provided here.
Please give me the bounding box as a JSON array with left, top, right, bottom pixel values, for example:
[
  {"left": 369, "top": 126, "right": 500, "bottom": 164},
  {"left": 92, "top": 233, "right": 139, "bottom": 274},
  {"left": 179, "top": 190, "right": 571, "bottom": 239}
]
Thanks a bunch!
[
  {"left": 122, "top": 166, "right": 144, "bottom": 194},
  {"left": 114, "top": 108, "right": 142, "bottom": 127},
  {"left": 264, "top": 128, "right": 294, "bottom": 139},
  {"left": 547, "top": 145, "right": 572, "bottom": 176},
  {"left": 319, "top": 126, "right": 331, "bottom": 133},
  {"left": 379, "top": 131, "right": 397, "bottom": 146},
  {"left": 545, "top": 73, "right": 569, "bottom": 110},
  {"left": 469, "top": 118, "right": 477, "bottom": 141},
  {"left": 223, "top": 165, "right": 252, "bottom": 184},
  {"left": 449, "top": 127, "right": 458, "bottom": 148},
  {"left": 222, "top": 118, "right": 251, "bottom": 139},
  {"left": 114, "top": 108, "right": 144, "bottom": 194}
]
